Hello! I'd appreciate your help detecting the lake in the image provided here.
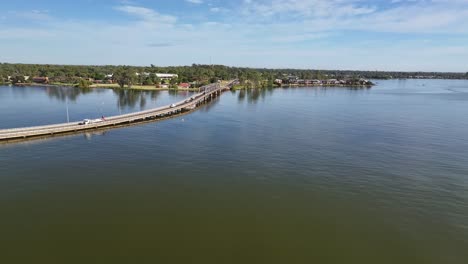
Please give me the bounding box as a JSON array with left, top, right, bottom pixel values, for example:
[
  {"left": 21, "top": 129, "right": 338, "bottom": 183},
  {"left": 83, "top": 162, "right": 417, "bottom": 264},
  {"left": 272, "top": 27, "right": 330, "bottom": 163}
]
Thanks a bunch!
[{"left": 1, "top": 80, "right": 467, "bottom": 263}]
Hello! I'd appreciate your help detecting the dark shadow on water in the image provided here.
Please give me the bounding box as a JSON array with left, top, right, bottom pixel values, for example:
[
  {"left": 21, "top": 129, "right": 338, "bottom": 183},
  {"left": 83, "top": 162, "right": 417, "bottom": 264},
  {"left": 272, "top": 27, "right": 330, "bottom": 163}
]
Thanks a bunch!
[
  {"left": 237, "top": 88, "right": 275, "bottom": 104},
  {"left": 168, "top": 89, "right": 180, "bottom": 97},
  {"left": 251, "top": 87, "right": 274, "bottom": 104},
  {"left": 238, "top": 89, "right": 246, "bottom": 102},
  {"left": 44, "top": 86, "right": 97, "bottom": 102},
  {"left": 150, "top": 90, "right": 161, "bottom": 100},
  {"left": 113, "top": 89, "right": 147, "bottom": 110},
  {"left": 199, "top": 96, "right": 221, "bottom": 112}
]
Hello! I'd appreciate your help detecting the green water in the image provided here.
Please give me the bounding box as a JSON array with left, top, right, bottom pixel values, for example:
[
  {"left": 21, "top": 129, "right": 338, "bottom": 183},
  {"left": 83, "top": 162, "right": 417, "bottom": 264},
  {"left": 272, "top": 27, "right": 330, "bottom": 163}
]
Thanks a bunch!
[{"left": 1, "top": 80, "right": 467, "bottom": 263}]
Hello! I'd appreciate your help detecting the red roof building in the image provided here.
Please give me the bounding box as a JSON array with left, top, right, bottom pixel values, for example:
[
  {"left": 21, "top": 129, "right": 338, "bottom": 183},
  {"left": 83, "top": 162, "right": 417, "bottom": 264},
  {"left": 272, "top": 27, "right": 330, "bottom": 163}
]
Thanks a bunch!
[
  {"left": 179, "top": 83, "right": 191, "bottom": 88},
  {"left": 32, "top": 77, "right": 49, "bottom": 84}
]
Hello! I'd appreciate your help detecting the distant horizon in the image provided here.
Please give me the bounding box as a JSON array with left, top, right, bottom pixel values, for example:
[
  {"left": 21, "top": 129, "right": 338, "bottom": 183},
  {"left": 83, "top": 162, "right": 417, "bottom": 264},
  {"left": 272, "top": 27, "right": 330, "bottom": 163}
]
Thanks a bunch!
[
  {"left": 1, "top": 1, "right": 468, "bottom": 72},
  {"left": 1, "top": 61, "right": 467, "bottom": 74}
]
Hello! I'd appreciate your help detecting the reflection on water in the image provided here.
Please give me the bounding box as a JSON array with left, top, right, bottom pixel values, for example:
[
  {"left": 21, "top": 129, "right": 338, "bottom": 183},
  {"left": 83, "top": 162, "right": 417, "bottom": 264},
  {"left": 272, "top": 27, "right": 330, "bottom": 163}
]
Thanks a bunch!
[
  {"left": 237, "top": 87, "right": 275, "bottom": 103},
  {"left": 7, "top": 86, "right": 99, "bottom": 102},
  {"left": 198, "top": 95, "right": 221, "bottom": 113},
  {"left": 0, "top": 86, "right": 195, "bottom": 128},
  {"left": 45, "top": 86, "right": 96, "bottom": 102},
  {"left": 84, "top": 130, "right": 108, "bottom": 140},
  {"left": 113, "top": 89, "right": 148, "bottom": 110},
  {"left": 113, "top": 89, "right": 196, "bottom": 110},
  {"left": 237, "top": 86, "right": 372, "bottom": 103}
]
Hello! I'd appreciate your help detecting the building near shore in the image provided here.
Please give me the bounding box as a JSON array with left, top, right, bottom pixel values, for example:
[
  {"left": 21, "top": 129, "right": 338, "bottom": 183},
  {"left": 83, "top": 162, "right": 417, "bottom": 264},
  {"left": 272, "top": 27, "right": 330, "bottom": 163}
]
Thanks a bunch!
[
  {"left": 179, "top": 82, "right": 191, "bottom": 89},
  {"left": 32, "top": 77, "right": 49, "bottom": 84},
  {"left": 136, "top": 72, "right": 178, "bottom": 80},
  {"left": 156, "top": 73, "right": 178, "bottom": 80}
]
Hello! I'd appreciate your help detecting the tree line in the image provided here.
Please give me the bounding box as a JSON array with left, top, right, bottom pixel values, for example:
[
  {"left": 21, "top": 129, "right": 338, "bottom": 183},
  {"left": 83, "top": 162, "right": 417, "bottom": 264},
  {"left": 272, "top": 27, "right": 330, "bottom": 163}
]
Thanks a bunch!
[{"left": 0, "top": 63, "right": 467, "bottom": 88}]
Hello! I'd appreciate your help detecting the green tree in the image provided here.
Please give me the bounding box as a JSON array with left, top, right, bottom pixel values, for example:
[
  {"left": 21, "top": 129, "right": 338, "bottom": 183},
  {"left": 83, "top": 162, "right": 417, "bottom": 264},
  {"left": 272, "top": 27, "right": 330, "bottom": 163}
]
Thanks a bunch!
[
  {"left": 76, "top": 78, "right": 91, "bottom": 88},
  {"left": 137, "top": 73, "right": 145, "bottom": 85},
  {"left": 143, "top": 76, "right": 153, "bottom": 85},
  {"left": 154, "top": 76, "right": 161, "bottom": 88},
  {"left": 149, "top": 73, "right": 157, "bottom": 82},
  {"left": 170, "top": 77, "right": 178, "bottom": 86},
  {"left": 113, "top": 67, "right": 136, "bottom": 88},
  {"left": 11, "top": 75, "right": 26, "bottom": 85},
  {"left": 93, "top": 72, "right": 105, "bottom": 80},
  {"left": 314, "top": 71, "right": 325, "bottom": 80}
]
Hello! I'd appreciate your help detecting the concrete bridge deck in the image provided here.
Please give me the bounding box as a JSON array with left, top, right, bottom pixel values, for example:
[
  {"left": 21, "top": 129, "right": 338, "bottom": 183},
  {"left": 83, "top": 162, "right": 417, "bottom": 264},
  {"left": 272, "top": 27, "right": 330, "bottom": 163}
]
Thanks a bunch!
[{"left": 0, "top": 81, "right": 236, "bottom": 142}]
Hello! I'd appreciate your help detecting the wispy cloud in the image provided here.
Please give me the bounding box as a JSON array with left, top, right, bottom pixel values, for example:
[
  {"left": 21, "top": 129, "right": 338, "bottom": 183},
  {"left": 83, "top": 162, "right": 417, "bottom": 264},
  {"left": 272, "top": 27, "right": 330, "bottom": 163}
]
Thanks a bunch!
[
  {"left": 186, "top": 0, "right": 203, "bottom": 4},
  {"left": 242, "top": 0, "right": 376, "bottom": 18},
  {"left": 147, "top": 42, "right": 176, "bottom": 48},
  {"left": 8, "top": 9, "right": 52, "bottom": 21},
  {"left": 240, "top": 0, "right": 468, "bottom": 33},
  {"left": 114, "top": 5, "right": 177, "bottom": 25}
]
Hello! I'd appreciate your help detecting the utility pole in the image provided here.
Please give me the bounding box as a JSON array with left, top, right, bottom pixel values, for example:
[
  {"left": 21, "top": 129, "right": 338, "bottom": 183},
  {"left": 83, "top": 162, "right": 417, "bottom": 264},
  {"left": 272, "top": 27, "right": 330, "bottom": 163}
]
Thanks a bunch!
[{"left": 65, "top": 96, "right": 70, "bottom": 123}]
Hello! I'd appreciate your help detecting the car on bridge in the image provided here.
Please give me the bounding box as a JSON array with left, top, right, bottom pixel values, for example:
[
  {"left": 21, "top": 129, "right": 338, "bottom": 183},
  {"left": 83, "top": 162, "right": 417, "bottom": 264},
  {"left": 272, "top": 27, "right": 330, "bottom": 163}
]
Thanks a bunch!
[{"left": 79, "top": 118, "right": 104, "bottom": 125}]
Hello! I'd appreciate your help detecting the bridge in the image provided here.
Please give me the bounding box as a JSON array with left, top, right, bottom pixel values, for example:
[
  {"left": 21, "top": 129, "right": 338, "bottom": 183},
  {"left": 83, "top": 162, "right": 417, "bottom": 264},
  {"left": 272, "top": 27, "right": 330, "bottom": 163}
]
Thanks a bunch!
[{"left": 0, "top": 80, "right": 238, "bottom": 142}]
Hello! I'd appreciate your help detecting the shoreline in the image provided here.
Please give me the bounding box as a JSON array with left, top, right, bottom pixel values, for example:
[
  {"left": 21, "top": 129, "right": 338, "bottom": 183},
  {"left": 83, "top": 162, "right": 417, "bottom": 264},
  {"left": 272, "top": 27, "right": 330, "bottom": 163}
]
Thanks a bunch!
[
  {"left": 5, "top": 82, "right": 375, "bottom": 91},
  {"left": 7, "top": 83, "right": 201, "bottom": 92},
  {"left": 231, "top": 83, "right": 375, "bottom": 90}
]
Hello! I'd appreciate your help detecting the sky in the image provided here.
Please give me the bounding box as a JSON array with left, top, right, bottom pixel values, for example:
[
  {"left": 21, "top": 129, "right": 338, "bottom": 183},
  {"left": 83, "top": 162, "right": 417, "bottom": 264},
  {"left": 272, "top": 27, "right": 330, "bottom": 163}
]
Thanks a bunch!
[{"left": 0, "top": 0, "right": 468, "bottom": 72}]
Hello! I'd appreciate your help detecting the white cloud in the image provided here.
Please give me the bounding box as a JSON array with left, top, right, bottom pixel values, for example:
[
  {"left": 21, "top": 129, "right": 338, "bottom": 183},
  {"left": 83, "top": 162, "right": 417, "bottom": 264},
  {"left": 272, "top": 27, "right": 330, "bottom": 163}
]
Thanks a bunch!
[
  {"left": 337, "top": 3, "right": 468, "bottom": 33},
  {"left": 242, "top": 0, "right": 376, "bottom": 18},
  {"left": 114, "top": 5, "right": 177, "bottom": 25},
  {"left": 240, "top": 0, "right": 468, "bottom": 33},
  {"left": 210, "top": 7, "right": 229, "bottom": 13},
  {"left": 186, "top": 0, "right": 204, "bottom": 4}
]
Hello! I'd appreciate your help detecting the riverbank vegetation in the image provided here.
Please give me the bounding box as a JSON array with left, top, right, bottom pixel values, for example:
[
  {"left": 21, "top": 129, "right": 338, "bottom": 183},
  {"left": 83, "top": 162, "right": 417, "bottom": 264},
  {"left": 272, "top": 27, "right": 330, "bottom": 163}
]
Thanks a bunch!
[{"left": 1, "top": 63, "right": 466, "bottom": 90}]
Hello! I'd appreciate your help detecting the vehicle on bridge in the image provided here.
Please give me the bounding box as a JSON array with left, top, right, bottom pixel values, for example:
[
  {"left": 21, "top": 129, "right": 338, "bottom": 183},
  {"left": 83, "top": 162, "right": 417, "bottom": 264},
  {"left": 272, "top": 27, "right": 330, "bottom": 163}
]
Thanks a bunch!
[
  {"left": 170, "top": 104, "right": 177, "bottom": 108},
  {"left": 79, "top": 118, "right": 104, "bottom": 125},
  {"left": 185, "top": 96, "right": 197, "bottom": 103}
]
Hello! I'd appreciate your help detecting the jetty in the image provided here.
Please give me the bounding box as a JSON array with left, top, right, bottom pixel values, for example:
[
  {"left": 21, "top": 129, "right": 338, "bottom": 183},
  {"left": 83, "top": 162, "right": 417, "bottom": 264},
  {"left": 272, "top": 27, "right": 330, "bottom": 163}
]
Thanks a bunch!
[{"left": 0, "top": 80, "right": 237, "bottom": 142}]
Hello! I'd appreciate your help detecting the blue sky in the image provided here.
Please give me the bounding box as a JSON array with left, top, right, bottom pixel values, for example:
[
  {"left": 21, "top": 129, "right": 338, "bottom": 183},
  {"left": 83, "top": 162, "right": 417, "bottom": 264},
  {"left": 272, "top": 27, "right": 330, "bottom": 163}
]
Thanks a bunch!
[{"left": 1, "top": 0, "right": 467, "bottom": 72}]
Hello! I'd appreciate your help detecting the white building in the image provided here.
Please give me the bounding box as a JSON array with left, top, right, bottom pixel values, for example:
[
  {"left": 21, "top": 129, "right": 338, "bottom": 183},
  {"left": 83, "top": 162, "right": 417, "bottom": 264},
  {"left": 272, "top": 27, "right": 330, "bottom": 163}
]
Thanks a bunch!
[
  {"left": 156, "top": 73, "right": 178, "bottom": 80},
  {"left": 135, "top": 73, "right": 178, "bottom": 80}
]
